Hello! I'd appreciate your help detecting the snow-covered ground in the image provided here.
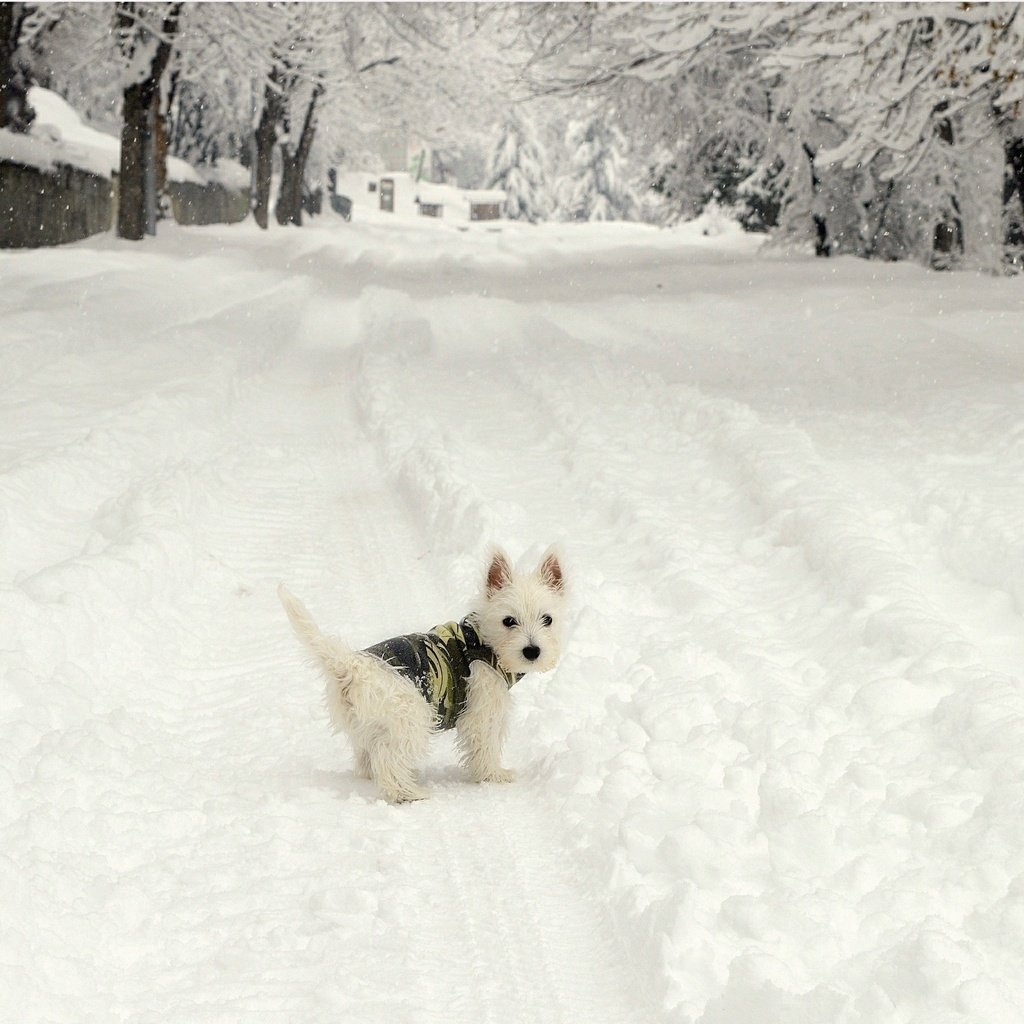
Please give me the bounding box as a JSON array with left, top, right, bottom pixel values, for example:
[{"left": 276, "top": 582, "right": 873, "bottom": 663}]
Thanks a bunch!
[{"left": 2, "top": 211, "right": 1023, "bottom": 1023}]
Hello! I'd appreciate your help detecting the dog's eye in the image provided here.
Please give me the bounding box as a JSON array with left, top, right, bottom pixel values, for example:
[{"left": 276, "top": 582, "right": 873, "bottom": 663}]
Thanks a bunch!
[
  {"left": 502, "top": 616, "right": 518, "bottom": 629},
  {"left": 541, "top": 614, "right": 553, "bottom": 627}
]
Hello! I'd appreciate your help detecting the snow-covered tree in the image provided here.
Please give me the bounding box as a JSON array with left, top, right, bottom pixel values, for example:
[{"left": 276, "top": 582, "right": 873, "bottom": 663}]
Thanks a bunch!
[
  {"left": 0, "top": 3, "right": 37, "bottom": 132},
  {"left": 486, "top": 109, "right": 549, "bottom": 222},
  {"left": 778, "top": 2, "right": 1022, "bottom": 271},
  {"left": 241, "top": 2, "right": 517, "bottom": 227},
  {"left": 18, "top": 0, "right": 1024, "bottom": 269},
  {"left": 31, "top": 1, "right": 190, "bottom": 240},
  {"left": 557, "top": 112, "right": 640, "bottom": 222},
  {"left": 521, "top": 1, "right": 1024, "bottom": 269},
  {"left": 114, "top": 2, "right": 182, "bottom": 240},
  {"left": 520, "top": 5, "right": 785, "bottom": 227}
]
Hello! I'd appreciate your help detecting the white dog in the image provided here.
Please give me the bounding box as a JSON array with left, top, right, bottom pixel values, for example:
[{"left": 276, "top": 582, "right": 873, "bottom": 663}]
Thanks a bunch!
[{"left": 278, "top": 547, "right": 566, "bottom": 803}]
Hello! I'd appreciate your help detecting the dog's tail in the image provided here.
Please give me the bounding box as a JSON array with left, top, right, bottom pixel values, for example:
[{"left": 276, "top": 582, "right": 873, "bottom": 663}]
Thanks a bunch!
[{"left": 278, "top": 583, "right": 352, "bottom": 671}]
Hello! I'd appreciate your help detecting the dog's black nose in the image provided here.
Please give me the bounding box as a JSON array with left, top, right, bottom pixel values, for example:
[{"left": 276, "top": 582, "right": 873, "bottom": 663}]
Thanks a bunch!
[{"left": 523, "top": 645, "right": 540, "bottom": 661}]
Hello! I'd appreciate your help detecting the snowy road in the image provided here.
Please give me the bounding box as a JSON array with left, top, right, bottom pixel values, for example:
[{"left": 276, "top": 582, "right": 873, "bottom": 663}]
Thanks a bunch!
[{"left": 3, "top": 216, "right": 1024, "bottom": 1022}]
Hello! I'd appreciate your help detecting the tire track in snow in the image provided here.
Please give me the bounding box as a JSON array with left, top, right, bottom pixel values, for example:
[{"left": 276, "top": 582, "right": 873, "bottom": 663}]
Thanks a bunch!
[
  {"left": 537, "top": 289, "right": 1024, "bottom": 686},
  {"left": 427, "top": 785, "right": 650, "bottom": 1024},
  {"left": 8, "top": 288, "right": 653, "bottom": 1023},
  {"left": 352, "top": 288, "right": 670, "bottom": 1024},
  {"left": 1, "top": 281, "right": 448, "bottom": 1021},
  {"left": 352, "top": 289, "right": 1024, "bottom": 1021},
  {"left": 353, "top": 298, "right": 832, "bottom": 1014},
  {"left": 4, "top": 243, "right": 660, "bottom": 1021},
  {"left": 510, "top": 322, "right": 1024, "bottom": 1017},
  {"left": 518, "top": 336, "right": 1024, "bottom": 1022},
  {"left": 803, "top": 419, "right": 1024, "bottom": 681}
]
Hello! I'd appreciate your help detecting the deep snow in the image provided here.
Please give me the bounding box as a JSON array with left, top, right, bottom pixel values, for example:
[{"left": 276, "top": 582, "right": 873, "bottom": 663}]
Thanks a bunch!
[{"left": 2, "top": 209, "right": 1023, "bottom": 1024}]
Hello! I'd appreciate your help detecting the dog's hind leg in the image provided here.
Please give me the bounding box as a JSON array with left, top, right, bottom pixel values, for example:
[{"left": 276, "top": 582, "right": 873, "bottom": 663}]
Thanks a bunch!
[
  {"left": 340, "top": 653, "right": 435, "bottom": 803},
  {"left": 366, "top": 731, "right": 430, "bottom": 803},
  {"left": 353, "top": 747, "right": 373, "bottom": 780}
]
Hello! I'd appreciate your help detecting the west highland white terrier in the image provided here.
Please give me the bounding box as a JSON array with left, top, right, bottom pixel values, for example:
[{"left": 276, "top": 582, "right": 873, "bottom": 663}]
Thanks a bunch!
[{"left": 278, "top": 547, "right": 566, "bottom": 803}]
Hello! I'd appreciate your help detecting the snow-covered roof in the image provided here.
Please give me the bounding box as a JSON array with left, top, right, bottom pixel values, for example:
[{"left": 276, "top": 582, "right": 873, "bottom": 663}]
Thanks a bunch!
[
  {"left": 461, "top": 188, "right": 506, "bottom": 204},
  {"left": 0, "top": 87, "right": 219, "bottom": 187},
  {"left": 28, "top": 87, "right": 123, "bottom": 178},
  {"left": 0, "top": 130, "right": 75, "bottom": 175},
  {"left": 0, "top": 88, "right": 116, "bottom": 179},
  {"left": 414, "top": 181, "right": 506, "bottom": 208},
  {"left": 193, "top": 159, "right": 249, "bottom": 191}
]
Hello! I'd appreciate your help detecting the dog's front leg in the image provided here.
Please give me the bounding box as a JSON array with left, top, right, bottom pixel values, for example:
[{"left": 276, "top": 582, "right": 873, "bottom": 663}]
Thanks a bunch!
[{"left": 457, "top": 662, "right": 516, "bottom": 784}]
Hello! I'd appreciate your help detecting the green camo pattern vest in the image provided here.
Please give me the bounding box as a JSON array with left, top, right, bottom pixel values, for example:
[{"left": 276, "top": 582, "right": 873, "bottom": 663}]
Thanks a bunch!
[{"left": 363, "top": 617, "right": 521, "bottom": 731}]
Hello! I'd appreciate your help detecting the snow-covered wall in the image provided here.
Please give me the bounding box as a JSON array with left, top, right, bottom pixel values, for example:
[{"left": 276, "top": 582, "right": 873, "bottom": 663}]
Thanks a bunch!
[
  {"left": 0, "top": 158, "right": 112, "bottom": 248},
  {"left": 0, "top": 153, "right": 251, "bottom": 247},
  {"left": 166, "top": 180, "right": 249, "bottom": 228}
]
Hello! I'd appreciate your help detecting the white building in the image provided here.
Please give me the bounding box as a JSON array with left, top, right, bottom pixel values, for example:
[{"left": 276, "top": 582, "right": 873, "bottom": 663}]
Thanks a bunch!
[{"left": 333, "top": 170, "right": 506, "bottom": 224}]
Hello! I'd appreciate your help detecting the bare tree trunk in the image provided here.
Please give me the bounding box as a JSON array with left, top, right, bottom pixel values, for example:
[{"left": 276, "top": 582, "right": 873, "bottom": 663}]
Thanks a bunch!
[
  {"left": 116, "top": 2, "right": 180, "bottom": 241},
  {"left": 252, "top": 70, "right": 283, "bottom": 230},
  {"left": 119, "top": 77, "right": 150, "bottom": 240},
  {"left": 276, "top": 148, "right": 301, "bottom": 227},
  {"left": 275, "top": 83, "right": 322, "bottom": 227},
  {"left": 931, "top": 107, "right": 963, "bottom": 268},
  {"left": 1007, "top": 136, "right": 1024, "bottom": 212},
  {"left": 864, "top": 178, "right": 895, "bottom": 260},
  {"left": 802, "top": 142, "right": 830, "bottom": 258}
]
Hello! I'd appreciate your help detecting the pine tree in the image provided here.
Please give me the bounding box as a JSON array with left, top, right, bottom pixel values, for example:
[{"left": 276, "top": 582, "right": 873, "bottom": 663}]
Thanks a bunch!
[
  {"left": 558, "top": 113, "right": 640, "bottom": 222},
  {"left": 486, "top": 110, "right": 549, "bottom": 222}
]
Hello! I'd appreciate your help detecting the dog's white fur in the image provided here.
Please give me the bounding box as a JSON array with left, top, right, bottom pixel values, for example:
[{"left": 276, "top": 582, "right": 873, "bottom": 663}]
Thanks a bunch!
[{"left": 279, "top": 546, "right": 566, "bottom": 803}]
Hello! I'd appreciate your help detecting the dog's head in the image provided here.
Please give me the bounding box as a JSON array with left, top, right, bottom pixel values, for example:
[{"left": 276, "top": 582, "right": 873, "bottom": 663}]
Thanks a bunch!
[{"left": 474, "top": 546, "right": 567, "bottom": 676}]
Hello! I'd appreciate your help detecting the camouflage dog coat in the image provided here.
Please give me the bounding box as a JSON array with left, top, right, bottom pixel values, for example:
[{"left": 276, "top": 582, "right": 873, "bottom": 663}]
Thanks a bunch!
[{"left": 363, "top": 617, "right": 522, "bottom": 730}]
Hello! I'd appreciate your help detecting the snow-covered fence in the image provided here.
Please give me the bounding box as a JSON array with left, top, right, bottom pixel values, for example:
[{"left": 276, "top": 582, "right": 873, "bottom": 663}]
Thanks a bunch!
[
  {"left": 1, "top": 87, "right": 251, "bottom": 246},
  {"left": 0, "top": 157, "right": 251, "bottom": 246},
  {"left": 0, "top": 158, "right": 112, "bottom": 247},
  {"left": 166, "top": 179, "right": 249, "bottom": 227}
]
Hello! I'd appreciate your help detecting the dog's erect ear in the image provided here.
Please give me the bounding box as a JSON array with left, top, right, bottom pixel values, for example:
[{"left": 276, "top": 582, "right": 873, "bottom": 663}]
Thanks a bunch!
[
  {"left": 537, "top": 548, "right": 565, "bottom": 593},
  {"left": 486, "top": 548, "right": 514, "bottom": 597}
]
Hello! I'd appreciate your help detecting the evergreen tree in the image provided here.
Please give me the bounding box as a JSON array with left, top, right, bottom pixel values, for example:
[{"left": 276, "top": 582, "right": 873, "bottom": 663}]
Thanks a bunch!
[
  {"left": 558, "top": 113, "right": 639, "bottom": 222},
  {"left": 486, "top": 109, "right": 549, "bottom": 222}
]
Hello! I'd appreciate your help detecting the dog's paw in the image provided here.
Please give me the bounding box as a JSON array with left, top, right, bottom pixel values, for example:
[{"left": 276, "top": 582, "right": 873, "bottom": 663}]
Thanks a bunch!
[
  {"left": 474, "top": 767, "right": 517, "bottom": 785},
  {"left": 385, "top": 784, "right": 431, "bottom": 804}
]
